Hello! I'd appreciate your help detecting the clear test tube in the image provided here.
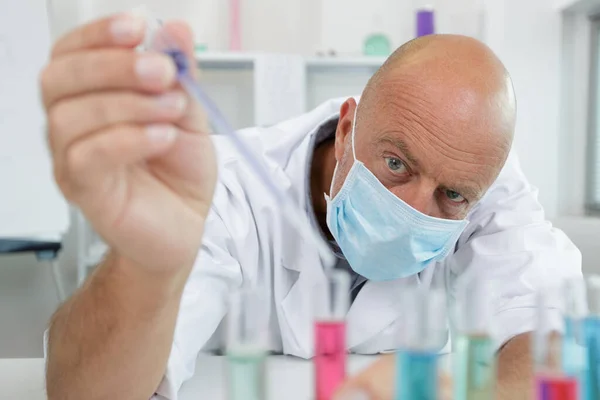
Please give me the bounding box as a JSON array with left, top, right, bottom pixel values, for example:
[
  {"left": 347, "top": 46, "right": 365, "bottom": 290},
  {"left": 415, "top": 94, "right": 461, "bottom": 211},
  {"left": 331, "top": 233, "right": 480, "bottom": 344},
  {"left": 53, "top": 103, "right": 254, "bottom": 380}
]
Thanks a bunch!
[
  {"left": 534, "top": 286, "right": 579, "bottom": 400},
  {"left": 453, "top": 276, "right": 496, "bottom": 400},
  {"left": 226, "top": 287, "right": 269, "bottom": 400},
  {"left": 561, "top": 278, "right": 587, "bottom": 379},
  {"left": 313, "top": 270, "right": 351, "bottom": 400},
  {"left": 395, "top": 286, "right": 447, "bottom": 400},
  {"left": 583, "top": 276, "right": 600, "bottom": 400}
]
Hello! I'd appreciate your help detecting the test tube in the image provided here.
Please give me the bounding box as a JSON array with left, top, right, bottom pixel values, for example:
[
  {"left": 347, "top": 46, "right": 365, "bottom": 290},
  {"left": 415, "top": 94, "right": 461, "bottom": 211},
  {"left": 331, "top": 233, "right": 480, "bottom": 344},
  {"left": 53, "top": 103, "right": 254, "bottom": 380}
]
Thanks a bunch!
[
  {"left": 313, "top": 270, "right": 350, "bottom": 400},
  {"left": 561, "top": 278, "right": 587, "bottom": 379},
  {"left": 416, "top": 5, "right": 435, "bottom": 37},
  {"left": 453, "top": 276, "right": 496, "bottom": 400},
  {"left": 226, "top": 287, "right": 269, "bottom": 400},
  {"left": 583, "top": 276, "right": 600, "bottom": 400},
  {"left": 395, "top": 286, "right": 447, "bottom": 400},
  {"left": 534, "top": 286, "right": 579, "bottom": 400}
]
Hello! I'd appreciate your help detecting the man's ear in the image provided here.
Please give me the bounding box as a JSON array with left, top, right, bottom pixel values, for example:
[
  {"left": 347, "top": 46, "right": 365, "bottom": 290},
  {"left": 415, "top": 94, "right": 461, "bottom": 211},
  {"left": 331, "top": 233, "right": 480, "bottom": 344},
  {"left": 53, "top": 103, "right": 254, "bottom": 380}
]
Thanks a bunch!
[{"left": 334, "top": 98, "right": 358, "bottom": 162}]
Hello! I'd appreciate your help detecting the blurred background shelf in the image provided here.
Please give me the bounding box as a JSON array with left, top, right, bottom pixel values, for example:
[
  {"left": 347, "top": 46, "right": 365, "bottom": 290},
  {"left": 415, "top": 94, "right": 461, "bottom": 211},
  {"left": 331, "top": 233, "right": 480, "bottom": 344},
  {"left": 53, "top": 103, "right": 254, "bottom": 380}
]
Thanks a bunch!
[
  {"left": 305, "top": 56, "right": 386, "bottom": 71},
  {"left": 193, "top": 52, "right": 384, "bottom": 131},
  {"left": 196, "top": 52, "right": 387, "bottom": 70},
  {"left": 197, "top": 52, "right": 255, "bottom": 70}
]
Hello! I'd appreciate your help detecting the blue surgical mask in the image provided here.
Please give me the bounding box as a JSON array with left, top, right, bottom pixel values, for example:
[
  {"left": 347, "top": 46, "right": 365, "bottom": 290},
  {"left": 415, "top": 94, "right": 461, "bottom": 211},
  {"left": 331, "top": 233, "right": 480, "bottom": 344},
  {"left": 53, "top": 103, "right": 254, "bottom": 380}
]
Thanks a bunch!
[{"left": 325, "top": 110, "right": 469, "bottom": 281}]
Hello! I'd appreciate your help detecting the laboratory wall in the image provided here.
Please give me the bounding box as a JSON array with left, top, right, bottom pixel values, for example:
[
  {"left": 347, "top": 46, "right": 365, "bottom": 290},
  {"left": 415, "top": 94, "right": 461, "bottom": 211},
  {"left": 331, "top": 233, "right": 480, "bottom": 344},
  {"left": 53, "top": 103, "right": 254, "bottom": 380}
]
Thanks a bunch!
[
  {"left": 49, "top": 0, "right": 483, "bottom": 52},
  {"left": 485, "top": 0, "right": 562, "bottom": 218},
  {"left": 1, "top": 0, "right": 599, "bottom": 358}
]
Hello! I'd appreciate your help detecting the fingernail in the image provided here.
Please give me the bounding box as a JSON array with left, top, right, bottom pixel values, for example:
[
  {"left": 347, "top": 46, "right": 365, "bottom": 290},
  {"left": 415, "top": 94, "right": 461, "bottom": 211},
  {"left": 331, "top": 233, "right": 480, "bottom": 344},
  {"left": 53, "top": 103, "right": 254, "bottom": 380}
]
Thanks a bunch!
[
  {"left": 136, "top": 54, "right": 176, "bottom": 85},
  {"left": 334, "top": 389, "right": 370, "bottom": 400},
  {"left": 146, "top": 125, "right": 177, "bottom": 143},
  {"left": 155, "top": 93, "right": 187, "bottom": 112},
  {"left": 110, "top": 13, "right": 145, "bottom": 43}
]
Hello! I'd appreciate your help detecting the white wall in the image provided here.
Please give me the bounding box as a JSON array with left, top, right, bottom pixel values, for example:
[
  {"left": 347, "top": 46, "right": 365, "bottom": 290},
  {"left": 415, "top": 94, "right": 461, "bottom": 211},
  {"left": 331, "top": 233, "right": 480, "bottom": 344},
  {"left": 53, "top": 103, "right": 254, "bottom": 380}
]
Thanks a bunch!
[
  {"left": 558, "top": 12, "right": 591, "bottom": 216},
  {"left": 318, "top": 0, "right": 483, "bottom": 54},
  {"left": 484, "top": 0, "right": 563, "bottom": 219},
  {"left": 483, "top": 0, "right": 600, "bottom": 273},
  {"left": 50, "top": 0, "right": 482, "bottom": 54}
]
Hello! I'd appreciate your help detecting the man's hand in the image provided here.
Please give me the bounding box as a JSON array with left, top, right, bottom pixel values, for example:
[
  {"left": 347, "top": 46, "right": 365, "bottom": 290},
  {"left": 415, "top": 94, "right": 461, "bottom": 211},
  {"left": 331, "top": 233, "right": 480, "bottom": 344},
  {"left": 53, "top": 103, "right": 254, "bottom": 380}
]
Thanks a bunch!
[
  {"left": 333, "top": 355, "right": 452, "bottom": 400},
  {"left": 42, "top": 13, "right": 216, "bottom": 273},
  {"left": 43, "top": 14, "right": 217, "bottom": 400}
]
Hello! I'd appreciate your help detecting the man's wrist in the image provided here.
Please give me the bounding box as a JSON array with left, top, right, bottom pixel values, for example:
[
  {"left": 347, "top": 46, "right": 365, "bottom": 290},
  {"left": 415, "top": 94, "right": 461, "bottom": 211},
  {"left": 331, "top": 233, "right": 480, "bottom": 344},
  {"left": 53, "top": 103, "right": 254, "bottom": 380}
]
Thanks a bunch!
[{"left": 95, "top": 251, "right": 194, "bottom": 310}]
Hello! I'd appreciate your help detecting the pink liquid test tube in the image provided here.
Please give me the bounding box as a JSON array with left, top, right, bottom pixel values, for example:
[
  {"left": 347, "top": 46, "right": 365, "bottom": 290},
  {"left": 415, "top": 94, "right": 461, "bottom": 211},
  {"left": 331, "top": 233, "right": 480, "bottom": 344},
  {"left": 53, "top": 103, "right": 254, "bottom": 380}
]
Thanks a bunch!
[
  {"left": 314, "top": 270, "right": 351, "bottom": 400},
  {"left": 536, "top": 375, "right": 578, "bottom": 400}
]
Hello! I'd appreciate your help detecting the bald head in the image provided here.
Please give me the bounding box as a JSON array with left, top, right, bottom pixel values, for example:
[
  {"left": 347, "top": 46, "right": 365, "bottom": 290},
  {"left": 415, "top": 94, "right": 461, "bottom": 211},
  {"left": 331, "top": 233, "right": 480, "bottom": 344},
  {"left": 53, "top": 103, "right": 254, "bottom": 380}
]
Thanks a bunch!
[
  {"left": 330, "top": 34, "right": 517, "bottom": 219},
  {"left": 363, "top": 34, "right": 516, "bottom": 149}
]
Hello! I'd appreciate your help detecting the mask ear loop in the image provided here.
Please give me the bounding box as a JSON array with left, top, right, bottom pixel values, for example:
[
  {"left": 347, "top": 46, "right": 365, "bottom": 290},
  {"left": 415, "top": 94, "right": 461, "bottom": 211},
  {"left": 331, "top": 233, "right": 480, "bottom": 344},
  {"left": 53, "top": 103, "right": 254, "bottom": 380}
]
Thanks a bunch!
[{"left": 351, "top": 107, "right": 358, "bottom": 161}]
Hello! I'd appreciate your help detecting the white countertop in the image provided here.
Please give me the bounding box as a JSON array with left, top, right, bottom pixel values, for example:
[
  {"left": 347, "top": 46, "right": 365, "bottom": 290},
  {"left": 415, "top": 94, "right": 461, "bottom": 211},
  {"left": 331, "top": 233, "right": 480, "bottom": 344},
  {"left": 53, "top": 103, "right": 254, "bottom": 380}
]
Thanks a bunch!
[{"left": 0, "top": 355, "right": 379, "bottom": 400}]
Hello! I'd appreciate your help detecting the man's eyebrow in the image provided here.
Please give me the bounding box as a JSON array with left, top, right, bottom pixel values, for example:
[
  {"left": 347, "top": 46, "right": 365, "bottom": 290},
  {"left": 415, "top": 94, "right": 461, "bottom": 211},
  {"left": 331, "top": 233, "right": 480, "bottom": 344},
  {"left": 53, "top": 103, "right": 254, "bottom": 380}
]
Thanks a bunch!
[{"left": 376, "top": 136, "right": 420, "bottom": 166}]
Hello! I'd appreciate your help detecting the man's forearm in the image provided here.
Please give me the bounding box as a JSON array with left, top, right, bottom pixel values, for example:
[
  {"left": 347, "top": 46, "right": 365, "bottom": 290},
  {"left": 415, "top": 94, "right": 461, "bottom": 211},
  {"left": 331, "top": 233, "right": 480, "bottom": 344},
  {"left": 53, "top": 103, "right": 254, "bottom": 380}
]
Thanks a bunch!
[
  {"left": 46, "top": 252, "right": 191, "bottom": 400},
  {"left": 496, "top": 333, "right": 535, "bottom": 400}
]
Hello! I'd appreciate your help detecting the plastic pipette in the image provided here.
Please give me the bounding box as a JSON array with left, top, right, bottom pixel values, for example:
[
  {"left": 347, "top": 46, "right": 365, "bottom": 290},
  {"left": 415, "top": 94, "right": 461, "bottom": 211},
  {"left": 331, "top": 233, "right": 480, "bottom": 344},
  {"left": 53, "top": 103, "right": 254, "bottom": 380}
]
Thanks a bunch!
[{"left": 151, "top": 29, "right": 336, "bottom": 270}]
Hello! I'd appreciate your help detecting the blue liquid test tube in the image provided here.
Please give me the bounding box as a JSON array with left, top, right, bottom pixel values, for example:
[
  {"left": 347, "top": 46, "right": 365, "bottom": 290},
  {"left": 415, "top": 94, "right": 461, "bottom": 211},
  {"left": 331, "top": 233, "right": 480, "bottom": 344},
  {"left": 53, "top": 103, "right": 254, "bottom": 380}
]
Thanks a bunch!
[
  {"left": 561, "top": 279, "right": 587, "bottom": 381},
  {"left": 395, "top": 287, "right": 447, "bottom": 400},
  {"left": 583, "top": 276, "right": 600, "bottom": 400},
  {"left": 534, "top": 286, "right": 580, "bottom": 400},
  {"left": 226, "top": 287, "right": 270, "bottom": 400},
  {"left": 313, "top": 270, "right": 351, "bottom": 400},
  {"left": 453, "top": 276, "right": 496, "bottom": 400}
]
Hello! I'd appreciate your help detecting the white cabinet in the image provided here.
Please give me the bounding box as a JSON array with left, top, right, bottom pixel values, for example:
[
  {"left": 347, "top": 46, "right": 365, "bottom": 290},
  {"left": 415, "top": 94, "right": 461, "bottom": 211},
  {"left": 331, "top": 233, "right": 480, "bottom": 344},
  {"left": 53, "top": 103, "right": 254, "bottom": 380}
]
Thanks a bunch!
[{"left": 197, "top": 52, "right": 385, "bottom": 128}]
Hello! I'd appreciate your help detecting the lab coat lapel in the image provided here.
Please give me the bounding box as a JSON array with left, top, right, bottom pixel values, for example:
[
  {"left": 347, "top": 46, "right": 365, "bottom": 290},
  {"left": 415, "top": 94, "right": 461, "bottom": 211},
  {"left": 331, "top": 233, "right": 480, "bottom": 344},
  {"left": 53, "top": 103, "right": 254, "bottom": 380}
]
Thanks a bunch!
[
  {"left": 279, "top": 241, "right": 327, "bottom": 359},
  {"left": 275, "top": 102, "right": 342, "bottom": 359}
]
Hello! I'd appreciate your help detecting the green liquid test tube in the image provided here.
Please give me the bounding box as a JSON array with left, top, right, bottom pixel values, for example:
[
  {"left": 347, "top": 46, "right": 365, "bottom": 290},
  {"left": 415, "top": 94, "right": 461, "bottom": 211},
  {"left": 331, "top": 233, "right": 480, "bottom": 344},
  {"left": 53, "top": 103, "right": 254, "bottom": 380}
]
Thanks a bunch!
[
  {"left": 454, "top": 334, "right": 495, "bottom": 400},
  {"left": 453, "top": 274, "right": 496, "bottom": 400},
  {"left": 227, "top": 348, "right": 267, "bottom": 400},
  {"left": 226, "top": 288, "right": 269, "bottom": 400}
]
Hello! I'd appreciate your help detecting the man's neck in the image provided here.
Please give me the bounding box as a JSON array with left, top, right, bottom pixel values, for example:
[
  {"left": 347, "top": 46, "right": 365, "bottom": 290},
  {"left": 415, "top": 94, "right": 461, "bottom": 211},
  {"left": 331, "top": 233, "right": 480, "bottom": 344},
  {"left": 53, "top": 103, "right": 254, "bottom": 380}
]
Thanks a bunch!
[{"left": 310, "top": 138, "right": 337, "bottom": 239}]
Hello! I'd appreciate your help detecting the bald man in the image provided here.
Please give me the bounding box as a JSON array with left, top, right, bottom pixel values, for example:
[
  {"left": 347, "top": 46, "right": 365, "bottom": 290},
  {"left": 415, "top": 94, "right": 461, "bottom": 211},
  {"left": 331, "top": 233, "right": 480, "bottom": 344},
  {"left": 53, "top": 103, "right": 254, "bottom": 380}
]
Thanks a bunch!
[{"left": 43, "top": 14, "right": 580, "bottom": 400}]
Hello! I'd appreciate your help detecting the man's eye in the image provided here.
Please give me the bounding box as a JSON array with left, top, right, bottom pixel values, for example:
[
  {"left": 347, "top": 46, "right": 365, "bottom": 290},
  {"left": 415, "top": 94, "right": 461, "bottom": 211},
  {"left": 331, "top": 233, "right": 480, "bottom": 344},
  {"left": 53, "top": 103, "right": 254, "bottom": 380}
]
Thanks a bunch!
[
  {"left": 385, "top": 157, "right": 407, "bottom": 173},
  {"left": 445, "top": 190, "right": 465, "bottom": 203}
]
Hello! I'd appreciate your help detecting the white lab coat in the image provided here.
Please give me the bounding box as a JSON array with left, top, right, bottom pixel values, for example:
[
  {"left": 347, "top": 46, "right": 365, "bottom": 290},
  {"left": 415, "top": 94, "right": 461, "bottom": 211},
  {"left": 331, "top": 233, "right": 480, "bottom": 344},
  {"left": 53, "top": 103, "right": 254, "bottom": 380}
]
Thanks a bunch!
[{"left": 154, "top": 98, "right": 581, "bottom": 399}]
